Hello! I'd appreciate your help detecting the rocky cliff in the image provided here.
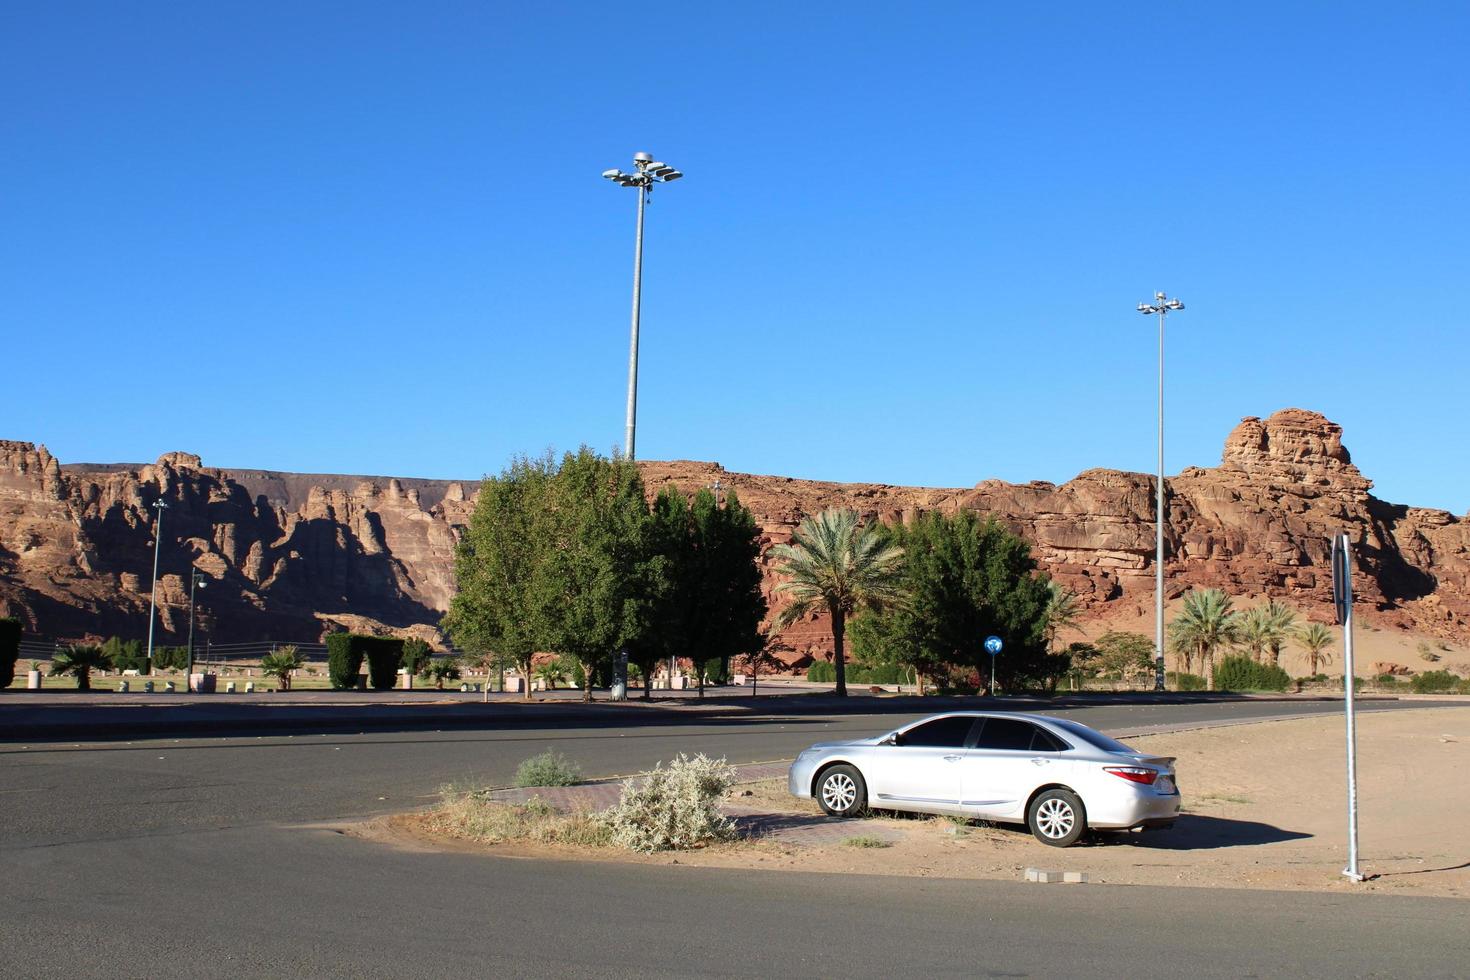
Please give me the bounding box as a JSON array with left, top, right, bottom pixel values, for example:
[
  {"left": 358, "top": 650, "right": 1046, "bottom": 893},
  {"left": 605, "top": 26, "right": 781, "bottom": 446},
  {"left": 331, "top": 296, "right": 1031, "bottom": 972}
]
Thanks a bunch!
[{"left": 2, "top": 409, "right": 1467, "bottom": 662}]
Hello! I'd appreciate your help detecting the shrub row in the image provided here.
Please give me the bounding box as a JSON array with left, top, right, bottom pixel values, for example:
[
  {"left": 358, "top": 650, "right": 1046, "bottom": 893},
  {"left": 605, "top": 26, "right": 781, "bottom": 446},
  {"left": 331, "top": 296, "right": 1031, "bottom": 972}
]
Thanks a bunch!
[
  {"left": 1213, "top": 656, "right": 1291, "bottom": 692},
  {"left": 326, "top": 633, "right": 405, "bottom": 690},
  {"left": 806, "top": 661, "right": 908, "bottom": 685},
  {"left": 0, "top": 617, "right": 20, "bottom": 689}
]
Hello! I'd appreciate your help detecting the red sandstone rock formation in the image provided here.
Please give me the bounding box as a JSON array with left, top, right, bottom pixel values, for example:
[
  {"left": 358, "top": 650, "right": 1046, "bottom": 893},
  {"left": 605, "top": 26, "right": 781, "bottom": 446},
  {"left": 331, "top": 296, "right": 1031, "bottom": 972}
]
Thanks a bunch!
[{"left": 2, "top": 410, "right": 1467, "bottom": 661}]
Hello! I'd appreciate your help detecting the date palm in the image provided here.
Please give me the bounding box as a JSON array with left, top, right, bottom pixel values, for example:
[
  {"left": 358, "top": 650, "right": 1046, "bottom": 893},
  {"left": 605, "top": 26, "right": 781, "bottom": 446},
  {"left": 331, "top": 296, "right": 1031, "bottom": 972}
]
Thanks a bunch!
[
  {"left": 50, "top": 643, "right": 110, "bottom": 690},
  {"left": 771, "top": 508, "right": 906, "bottom": 697},
  {"left": 1044, "top": 581, "right": 1081, "bottom": 652},
  {"left": 1260, "top": 599, "right": 1298, "bottom": 666},
  {"left": 1296, "top": 622, "right": 1336, "bottom": 676},
  {"left": 1167, "top": 588, "right": 1241, "bottom": 690},
  {"left": 260, "top": 645, "right": 306, "bottom": 691},
  {"left": 1236, "top": 606, "right": 1272, "bottom": 663}
]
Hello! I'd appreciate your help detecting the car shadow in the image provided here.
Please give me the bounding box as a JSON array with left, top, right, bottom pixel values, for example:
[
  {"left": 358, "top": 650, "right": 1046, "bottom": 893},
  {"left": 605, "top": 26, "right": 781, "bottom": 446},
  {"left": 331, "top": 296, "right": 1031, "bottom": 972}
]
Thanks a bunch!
[{"left": 1086, "top": 813, "right": 1313, "bottom": 851}]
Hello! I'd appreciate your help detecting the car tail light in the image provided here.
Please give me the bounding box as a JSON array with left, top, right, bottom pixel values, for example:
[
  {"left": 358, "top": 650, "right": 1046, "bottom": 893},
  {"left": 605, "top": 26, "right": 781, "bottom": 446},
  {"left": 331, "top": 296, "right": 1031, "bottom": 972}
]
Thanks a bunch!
[{"left": 1104, "top": 766, "right": 1159, "bottom": 785}]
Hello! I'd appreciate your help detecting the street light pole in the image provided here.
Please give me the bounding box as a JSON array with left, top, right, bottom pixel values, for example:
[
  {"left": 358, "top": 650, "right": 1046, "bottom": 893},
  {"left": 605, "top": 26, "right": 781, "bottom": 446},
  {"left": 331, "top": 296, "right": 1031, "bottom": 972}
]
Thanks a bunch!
[
  {"left": 604, "top": 152, "right": 683, "bottom": 691},
  {"left": 602, "top": 152, "right": 683, "bottom": 462},
  {"left": 145, "top": 500, "right": 168, "bottom": 672},
  {"left": 186, "top": 570, "right": 206, "bottom": 685},
  {"left": 1137, "top": 292, "right": 1184, "bottom": 692}
]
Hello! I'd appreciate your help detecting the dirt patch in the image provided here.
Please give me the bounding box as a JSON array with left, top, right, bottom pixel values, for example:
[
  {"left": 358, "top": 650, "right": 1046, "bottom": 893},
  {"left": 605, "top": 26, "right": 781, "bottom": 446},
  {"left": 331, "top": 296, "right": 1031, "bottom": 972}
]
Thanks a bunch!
[{"left": 363, "top": 708, "right": 1470, "bottom": 895}]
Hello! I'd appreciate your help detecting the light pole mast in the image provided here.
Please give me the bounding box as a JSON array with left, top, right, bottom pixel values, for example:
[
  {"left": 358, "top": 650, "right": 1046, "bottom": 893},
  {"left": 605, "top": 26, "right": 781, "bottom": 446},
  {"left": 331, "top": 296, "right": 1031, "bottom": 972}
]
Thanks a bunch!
[
  {"left": 1137, "top": 291, "right": 1184, "bottom": 691},
  {"left": 604, "top": 152, "right": 683, "bottom": 692},
  {"left": 602, "top": 152, "right": 683, "bottom": 461},
  {"left": 146, "top": 500, "right": 168, "bottom": 672},
  {"left": 186, "top": 569, "right": 206, "bottom": 685}
]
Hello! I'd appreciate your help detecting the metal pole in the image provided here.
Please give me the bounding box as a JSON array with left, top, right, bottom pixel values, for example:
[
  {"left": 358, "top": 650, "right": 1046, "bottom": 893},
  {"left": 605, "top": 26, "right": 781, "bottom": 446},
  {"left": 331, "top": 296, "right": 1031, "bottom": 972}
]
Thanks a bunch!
[
  {"left": 186, "top": 573, "right": 197, "bottom": 685},
  {"left": 1340, "top": 534, "right": 1364, "bottom": 881},
  {"left": 1155, "top": 307, "right": 1167, "bottom": 691},
  {"left": 146, "top": 502, "right": 166, "bottom": 671},
  {"left": 625, "top": 181, "right": 647, "bottom": 462}
]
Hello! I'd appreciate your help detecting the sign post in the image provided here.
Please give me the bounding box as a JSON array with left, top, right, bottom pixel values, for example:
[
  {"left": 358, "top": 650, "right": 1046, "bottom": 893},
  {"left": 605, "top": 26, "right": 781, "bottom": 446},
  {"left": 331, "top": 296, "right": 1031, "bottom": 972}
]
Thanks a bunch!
[
  {"left": 984, "top": 635, "right": 1003, "bottom": 696},
  {"left": 1332, "top": 532, "right": 1365, "bottom": 882}
]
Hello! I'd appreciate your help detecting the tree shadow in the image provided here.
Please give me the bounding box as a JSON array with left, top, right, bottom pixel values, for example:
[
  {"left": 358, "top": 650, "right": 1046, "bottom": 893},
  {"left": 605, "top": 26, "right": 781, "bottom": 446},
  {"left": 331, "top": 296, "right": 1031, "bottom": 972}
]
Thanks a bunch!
[{"left": 1087, "top": 813, "right": 1312, "bottom": 850}]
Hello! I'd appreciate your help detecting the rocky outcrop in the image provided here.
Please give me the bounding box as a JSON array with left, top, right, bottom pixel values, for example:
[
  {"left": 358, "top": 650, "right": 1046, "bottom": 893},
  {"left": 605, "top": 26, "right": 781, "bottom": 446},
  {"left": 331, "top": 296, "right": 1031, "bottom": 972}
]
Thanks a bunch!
[{"left": 1, "top": 410, "right": 1467, "bottom": 660}]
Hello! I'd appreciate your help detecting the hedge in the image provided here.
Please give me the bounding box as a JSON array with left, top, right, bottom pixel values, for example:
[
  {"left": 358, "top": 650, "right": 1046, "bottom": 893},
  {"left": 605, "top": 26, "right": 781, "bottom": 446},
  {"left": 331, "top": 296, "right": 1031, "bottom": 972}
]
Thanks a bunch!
[
  {"left": 326, "top": 633, "right": 363, "bottom": 690},
  {"left": 1166, "top": 671, "right": 1207, "bottom": 692},
  {"left": 1213, "top": 656, "right": 1291, "bottom": 692},
  {"left": 401, "top": 638, "right": 432, "bottom": 676},
  {"left": 806, "top": 661, "right": 909, "bottom": 686},
  {"left": 0, "top": 618, "right": 20, "bottom": 689},
  {"left": 364, "top": 637, "right": 405, "bottom": 690}
]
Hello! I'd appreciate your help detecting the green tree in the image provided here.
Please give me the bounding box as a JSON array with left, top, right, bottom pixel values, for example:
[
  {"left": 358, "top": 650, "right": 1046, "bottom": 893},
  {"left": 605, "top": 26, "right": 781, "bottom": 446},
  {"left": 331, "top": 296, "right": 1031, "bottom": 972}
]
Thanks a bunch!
[
  {"left": 260, "top": 645, "right": 306, "bottom": 690},
  {"left": 103, "top": 637, "right": 147, "bottom": 675},
  {"left": 538, "top": 449, "right": 655, "bottom": 703},
  {"left": 633, "top": 487, "right": 692, "bottom": 698},
  {"left": 1168, "top": 589, "right": 1242, "bottom": 690},
  {"left": 1076, "top": 631, "right": 1155, "bottom": 685},
  {"left": 736, "top": 633, "right": 788, "bottom": 698},
  {"left": 401, "top": 638, "right": 433, "bottom": 676},
  {"left": 1043, "top": 581, "right": 1081, "bottom": 652},
  {"left": 770, "top": 508, "right": 906, "bottom": 697},
  {"left": 443, "top": 454, "right": 558, "bottom": 701},
  {"left": 50, "top": 644, "right": 110, "bottom": 690},
  {"left": 1236, "top": 606, "right": 1272, "bottom": 663},
  {"left": 1296, "top": 622, "right": 1336, "bottom": 675},
  {"left": 428, "top": 655, "right": 462, "bottom": 690}
]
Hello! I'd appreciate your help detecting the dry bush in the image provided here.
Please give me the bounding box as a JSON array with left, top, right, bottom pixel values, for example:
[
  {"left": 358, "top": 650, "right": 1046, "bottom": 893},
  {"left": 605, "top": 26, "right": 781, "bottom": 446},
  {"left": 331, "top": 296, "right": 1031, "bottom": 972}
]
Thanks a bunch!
[
  {"left": 602, "top": 753, "right": 737, "bottom": 852},
  {"left": 434, "top": 791, "right": 611, "bottom": 847}
]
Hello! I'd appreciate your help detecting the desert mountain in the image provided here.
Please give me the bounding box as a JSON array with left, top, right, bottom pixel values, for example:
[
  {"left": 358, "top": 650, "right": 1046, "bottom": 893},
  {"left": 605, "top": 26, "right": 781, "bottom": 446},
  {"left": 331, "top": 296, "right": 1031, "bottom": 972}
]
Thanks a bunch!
[{"left": 1, "top": 409, "right": 1466, "bottom": 665}]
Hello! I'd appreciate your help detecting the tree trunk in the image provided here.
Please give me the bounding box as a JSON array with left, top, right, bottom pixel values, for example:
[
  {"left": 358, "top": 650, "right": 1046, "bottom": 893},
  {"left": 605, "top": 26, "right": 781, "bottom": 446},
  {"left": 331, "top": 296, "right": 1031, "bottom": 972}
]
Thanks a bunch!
[
  {"left": 78, "top": 670, "right": 90, "bottom": 691},
  {"left": 582, "top": 664, "right": 593, "bottom": 702},
  {"left": 520, "top": 657, "right": 533, "bottom": 701},
  {"left": 1204, "top": 650, "right": 1216, "bottom": 690},
  {"left": 698, "top": 664, "right": 705, "bottom": 699},
  {"left": 643, "top": 668, "right": 652, "bottom": 699},
  {"left": 831, "top": 607, "right": 847, "bottom": 697}
]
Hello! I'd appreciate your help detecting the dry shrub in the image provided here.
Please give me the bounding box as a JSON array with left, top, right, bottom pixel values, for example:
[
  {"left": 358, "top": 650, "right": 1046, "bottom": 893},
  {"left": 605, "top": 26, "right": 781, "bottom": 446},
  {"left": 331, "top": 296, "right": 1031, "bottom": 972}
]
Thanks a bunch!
[
  {"left": 602, "top": 753, "right": 737, "bottom": 852},
  {"left": 434, "top": 791, "right": 611, "bottom": 847}
]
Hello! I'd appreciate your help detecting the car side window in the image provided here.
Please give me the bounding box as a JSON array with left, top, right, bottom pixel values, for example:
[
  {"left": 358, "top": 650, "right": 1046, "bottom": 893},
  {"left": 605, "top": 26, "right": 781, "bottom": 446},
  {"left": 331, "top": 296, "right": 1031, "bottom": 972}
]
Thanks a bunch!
[
  {"left": 901, "top": 716, "right": 977, "bottom": 748},
  {"left": 973, "top": 718, "right": 1043, "bottom": 752},
  {"left": 1030, "top": 727, "right": 1068, "bottom": 752}
]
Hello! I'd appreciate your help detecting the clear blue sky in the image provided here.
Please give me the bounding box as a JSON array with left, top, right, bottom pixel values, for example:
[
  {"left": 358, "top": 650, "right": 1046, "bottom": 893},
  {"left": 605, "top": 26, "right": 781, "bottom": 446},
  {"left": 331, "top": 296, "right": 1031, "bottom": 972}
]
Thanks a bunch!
[{"left": 5, "top": 3, "right": 1467, "bottom": 512}]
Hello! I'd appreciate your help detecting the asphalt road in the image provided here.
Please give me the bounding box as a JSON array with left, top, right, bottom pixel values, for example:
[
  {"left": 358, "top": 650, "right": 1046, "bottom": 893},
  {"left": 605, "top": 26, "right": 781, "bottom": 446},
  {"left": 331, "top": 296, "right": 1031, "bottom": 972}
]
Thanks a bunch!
[{"left": 4, "top": 699, "right": 1468, "bottom": 977}]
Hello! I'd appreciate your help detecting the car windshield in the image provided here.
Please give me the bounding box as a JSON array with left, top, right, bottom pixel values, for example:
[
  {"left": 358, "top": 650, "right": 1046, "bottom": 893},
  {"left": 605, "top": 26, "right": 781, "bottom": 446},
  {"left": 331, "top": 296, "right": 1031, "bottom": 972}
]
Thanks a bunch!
[{"left": 1046, "top": 718, "right": 1138, "bottom": 754}]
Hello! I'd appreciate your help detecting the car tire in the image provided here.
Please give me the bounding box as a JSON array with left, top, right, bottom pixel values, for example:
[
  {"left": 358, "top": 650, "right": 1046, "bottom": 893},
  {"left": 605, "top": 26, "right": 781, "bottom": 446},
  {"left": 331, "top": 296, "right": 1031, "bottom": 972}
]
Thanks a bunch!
[
  {"left": 815, "top": 764, "right": 867, "bottom": 818},
  {"left": 1027, "top": 788, "right": 1086, "bottom": 847}
]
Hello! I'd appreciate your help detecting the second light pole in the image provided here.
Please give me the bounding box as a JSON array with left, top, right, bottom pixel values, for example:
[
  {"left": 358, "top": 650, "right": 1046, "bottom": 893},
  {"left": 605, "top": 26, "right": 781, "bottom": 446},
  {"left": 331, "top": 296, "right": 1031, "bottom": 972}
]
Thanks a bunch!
[
  {"left": 1137, "top": 291, "right": 1184, "bottom": 692},
  {"left": 602, "top": 152, "right": 682, "bottom": 461}
]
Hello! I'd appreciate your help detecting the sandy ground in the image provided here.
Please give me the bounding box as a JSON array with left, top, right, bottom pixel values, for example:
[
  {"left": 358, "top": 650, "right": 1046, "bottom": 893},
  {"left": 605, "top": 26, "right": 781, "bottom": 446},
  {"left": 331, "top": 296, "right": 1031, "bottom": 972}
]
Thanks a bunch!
[{"left": 368, "top": 707, "right": 1470, "bottom": 896}]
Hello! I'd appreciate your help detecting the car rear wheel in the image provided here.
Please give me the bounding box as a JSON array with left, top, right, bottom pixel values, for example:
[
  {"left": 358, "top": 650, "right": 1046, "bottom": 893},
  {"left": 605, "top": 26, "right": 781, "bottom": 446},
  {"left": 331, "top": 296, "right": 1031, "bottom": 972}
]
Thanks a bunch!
[
  {"left": 815, "top": 764, "right": 867, "bottom": 818},
  {"left": 1027, "top": 788, "right": 1086, "bottom": 847}
]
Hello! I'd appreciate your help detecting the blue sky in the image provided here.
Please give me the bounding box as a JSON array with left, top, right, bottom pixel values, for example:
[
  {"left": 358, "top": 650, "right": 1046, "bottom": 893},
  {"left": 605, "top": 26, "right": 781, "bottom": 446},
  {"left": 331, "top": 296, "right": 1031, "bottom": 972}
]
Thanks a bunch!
[{"left": 5, "top": 3, "right": 1467, "bottom": 512}]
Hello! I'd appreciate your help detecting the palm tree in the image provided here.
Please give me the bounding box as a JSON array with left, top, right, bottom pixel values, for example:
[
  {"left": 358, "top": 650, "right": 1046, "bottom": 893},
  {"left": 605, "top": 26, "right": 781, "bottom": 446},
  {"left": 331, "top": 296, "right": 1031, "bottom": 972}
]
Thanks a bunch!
[
  {"left": 1260, "top": 599, "right": 1297, "bottom": 666},
  {"left": 1296, "top": 622, "right": 1336, "bottom": 676},
  {"left": 260, "top": 645, "right": 306, "bottom": 691},
  {"left": 50, "top": 644, "right": 110, "bottom": 690},
  {"left": 1043, "top": 581, "right": 1081, "bottom": 652},
  {"left": 770, "top": 508, "right": 906, "bottom": 697},
  {"left": 1167, "top": 589, "right": 1241, "bottom": 690},
  {"left": 1236, "top": 606, "right": 1271, "bottom": 663}
]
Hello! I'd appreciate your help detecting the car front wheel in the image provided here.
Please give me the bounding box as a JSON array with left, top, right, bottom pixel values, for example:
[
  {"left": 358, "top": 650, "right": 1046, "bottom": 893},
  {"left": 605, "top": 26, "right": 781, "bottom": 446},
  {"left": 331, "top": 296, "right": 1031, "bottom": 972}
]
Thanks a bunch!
[
  {"left": 815, "top": 764, "right": 867, "bottom": 818},
  {"left": 1027, "top": 788, "right": 1086, "bottom": 847}
]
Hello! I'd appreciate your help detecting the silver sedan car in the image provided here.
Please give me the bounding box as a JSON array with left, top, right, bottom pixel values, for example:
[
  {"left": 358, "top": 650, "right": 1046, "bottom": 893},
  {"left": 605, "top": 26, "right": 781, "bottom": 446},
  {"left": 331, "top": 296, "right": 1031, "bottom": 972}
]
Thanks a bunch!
[{"left": 788, "top": 711, "right": 1180, "bottom": 847}]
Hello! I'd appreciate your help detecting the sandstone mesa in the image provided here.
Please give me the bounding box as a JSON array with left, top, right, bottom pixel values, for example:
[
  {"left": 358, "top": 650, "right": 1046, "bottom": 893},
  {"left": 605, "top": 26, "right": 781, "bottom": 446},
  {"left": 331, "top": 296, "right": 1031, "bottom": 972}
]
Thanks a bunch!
[{"left": 1, "top": 408, "right": 1466, "bottom": 667}]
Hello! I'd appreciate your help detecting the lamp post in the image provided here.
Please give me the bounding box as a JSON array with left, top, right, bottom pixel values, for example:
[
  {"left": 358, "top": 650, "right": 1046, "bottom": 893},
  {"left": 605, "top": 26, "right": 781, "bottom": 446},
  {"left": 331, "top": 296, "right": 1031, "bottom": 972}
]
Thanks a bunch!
[
  {"left": 186, "top": 569, "right": 207, "bottom": 684},
  {"left": 709, "top": 478, "right": 723, "bottom": 507},
  {"left": 1137, "top": 291, "right": 1184, "bottom": 691},
  {"left": 602, "top": 152, "right": 683, "bottom": 461},
  {"left": 145, "top": 500, "right": 168, "bottom": 671},
  {"left": 605, "top": 152, "right": 682, "bottom": 692}
]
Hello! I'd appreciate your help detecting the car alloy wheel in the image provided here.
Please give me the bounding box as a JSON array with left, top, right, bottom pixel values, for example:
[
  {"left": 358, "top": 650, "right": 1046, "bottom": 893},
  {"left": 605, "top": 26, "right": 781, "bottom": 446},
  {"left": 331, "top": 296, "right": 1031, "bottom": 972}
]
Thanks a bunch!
[
  {"left": 816, "top": 764, "right": 866, "bottom": 817},
  {"left": 1027, "top": 788, "right": 1086, "bottom": 847}
]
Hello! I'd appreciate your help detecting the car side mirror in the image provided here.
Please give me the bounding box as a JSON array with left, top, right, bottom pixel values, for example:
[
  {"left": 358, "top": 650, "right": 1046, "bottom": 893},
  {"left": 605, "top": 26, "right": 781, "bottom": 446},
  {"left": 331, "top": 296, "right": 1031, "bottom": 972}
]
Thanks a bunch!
[{"left": 881, "top": 733, "right": 902, "bottom": 747}]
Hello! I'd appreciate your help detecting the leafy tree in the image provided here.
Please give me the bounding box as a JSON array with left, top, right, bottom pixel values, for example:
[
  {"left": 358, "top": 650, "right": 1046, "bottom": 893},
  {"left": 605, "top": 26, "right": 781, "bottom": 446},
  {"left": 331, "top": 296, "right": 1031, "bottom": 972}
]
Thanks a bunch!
[
  {"left": 736, "top": 634, "right": 787, "bottom": 698},
  {"left": 1236, "top": 606, "right": 1272, "bottom": 663},
  {"left": 443, "top": 454, "right": 558, "bottom": 701},
  {"left": 1167, "top": 589, "right": 1241, "bottom": 689},
  {"left": 537, "top": 449, "right": 656, "bottom": 702},
  {"left": 853, "top": 512, "right": 1054, "bottom": 691},
  {"left": 401, "top": 638, "right": 433, "bottom": 676},
  {"left": 1296, "top": 622, "right": 1336, "bottom": 675},
  {"left": 260, "top": 645, "right": 306, "bottom": 690},
  {"left": 428, "top": 655, "right": 462, "bottom": 690},
  {"left": 1043, "top": 581, "right": 1081, "bottom": 652},
  {"left": 0, "top": 617, "right": 20, "bottom": 689},
  {"left": 771, "top": 508, "right": 906, "bottom": 697},
  {"left": 103, "top": 637, "right": 147, "bottom": 675},
  {"left": 1073, "top": 631, "right": 1155, "bottom": 685},
  {"left": 632, "top": 488, "right": 691, "bottom": 698},
  {"left": 51, "top": 644, "right": 110, "bottom": 689}
]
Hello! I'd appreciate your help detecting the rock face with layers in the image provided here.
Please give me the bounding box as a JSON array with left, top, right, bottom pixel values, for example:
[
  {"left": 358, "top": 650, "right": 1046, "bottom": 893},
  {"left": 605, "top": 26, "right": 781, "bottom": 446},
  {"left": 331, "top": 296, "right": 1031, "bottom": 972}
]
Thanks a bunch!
[{"left": 1, "top": 410, "right": 1467, "bottom": 661}]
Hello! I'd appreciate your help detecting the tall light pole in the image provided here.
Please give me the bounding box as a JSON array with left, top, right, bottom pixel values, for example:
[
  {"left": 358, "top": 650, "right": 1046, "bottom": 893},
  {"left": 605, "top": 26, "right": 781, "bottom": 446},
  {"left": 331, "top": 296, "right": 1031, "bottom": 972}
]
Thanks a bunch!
[
  {"left": 186, "top": 569, "right": 207, "bottom": 685},
  {"left": 602, "top": 152, "right": 683, "bottom": 461},
  {"left": 605, "top": 152, "right": 682, "bottom": 692},
  {"left": 145, "top": 500, "right": 168, "bottom": 672},
  {"left": 1137, "top": 292, "right": 1184, "bottom": 691}
]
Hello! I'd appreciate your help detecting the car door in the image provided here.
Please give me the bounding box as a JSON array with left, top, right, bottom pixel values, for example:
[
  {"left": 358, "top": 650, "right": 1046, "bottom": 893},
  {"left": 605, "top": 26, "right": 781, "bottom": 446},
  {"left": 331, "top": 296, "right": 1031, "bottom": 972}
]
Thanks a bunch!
[
  {"left": 960, "top": 718, "right": 1070, "bottom": 821},
  {"left": 866, "top": 715, "right": 978, "bottom": 813}
]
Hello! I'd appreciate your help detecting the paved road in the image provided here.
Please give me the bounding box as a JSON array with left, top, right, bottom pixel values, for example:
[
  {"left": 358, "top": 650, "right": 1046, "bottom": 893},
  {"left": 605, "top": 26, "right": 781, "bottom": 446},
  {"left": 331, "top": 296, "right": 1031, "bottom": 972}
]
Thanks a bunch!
[{"left": 3, "top": 699, "right": 1467, "bottom": 977}]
